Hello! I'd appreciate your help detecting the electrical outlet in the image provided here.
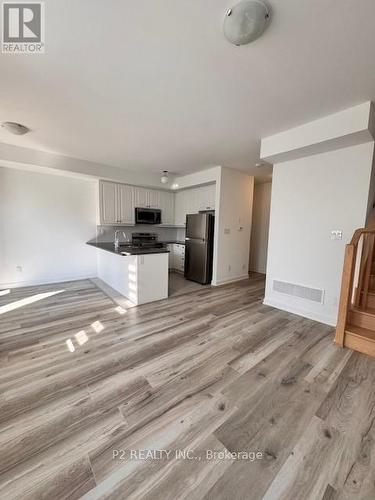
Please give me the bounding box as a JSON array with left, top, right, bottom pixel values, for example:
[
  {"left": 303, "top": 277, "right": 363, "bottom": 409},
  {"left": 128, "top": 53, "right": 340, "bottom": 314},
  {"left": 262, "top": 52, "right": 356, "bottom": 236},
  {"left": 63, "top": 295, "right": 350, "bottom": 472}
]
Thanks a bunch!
[
  {"left": 228, "top": 265, "right": 231, "bottom": 272},
  {"left": 16, "top": 265, "right": 22, "bottom": 273},
  {"left": 224, "top": 228, "right": 230, "bottom": 235},
  {"left": 331, "top": 230, "right": 343, "bottom": 240},
  {"left": 242, "top": 264, "right": 246, "bottom": 270}
]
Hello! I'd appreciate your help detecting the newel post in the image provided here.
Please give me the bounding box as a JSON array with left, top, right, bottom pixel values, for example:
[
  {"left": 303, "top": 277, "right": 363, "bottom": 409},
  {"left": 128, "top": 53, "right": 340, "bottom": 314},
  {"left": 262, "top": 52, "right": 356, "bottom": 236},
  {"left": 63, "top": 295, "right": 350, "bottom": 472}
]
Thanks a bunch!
[{"left": 335, "top": 244, "right": 356, "bottom": 346}]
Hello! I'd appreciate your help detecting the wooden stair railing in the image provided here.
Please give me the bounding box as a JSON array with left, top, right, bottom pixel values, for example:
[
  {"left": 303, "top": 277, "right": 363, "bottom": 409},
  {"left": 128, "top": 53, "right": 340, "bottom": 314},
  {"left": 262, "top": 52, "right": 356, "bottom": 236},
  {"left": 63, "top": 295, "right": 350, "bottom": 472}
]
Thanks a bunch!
[{"left": 335, "top": 228, "right": 375, "bottom": 348}]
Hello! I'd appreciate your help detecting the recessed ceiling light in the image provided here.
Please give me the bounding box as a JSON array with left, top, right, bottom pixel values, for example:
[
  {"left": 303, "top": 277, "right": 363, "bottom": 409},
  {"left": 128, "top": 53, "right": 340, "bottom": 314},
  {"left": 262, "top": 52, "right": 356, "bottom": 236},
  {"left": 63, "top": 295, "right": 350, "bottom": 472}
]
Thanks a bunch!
[
  {"left": 161, "top": 171, "right": 169, "bottom": 184},
  {"left": 224, "top": 0, "right": 271, "bottom": 46},
  {"left": 171, "top": 183, "right": 179, "bottom": 190},
  {"left": 1, "top": 121, "right": 29, "bottom": 135}
]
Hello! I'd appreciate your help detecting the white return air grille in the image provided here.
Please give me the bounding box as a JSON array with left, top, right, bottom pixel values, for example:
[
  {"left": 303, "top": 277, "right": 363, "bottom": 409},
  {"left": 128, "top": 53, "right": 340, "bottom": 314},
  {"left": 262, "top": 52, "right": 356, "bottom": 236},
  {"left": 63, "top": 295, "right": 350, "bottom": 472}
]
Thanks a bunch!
[{"left": 273, "top": 280, "right": 324, "bottom": 304}]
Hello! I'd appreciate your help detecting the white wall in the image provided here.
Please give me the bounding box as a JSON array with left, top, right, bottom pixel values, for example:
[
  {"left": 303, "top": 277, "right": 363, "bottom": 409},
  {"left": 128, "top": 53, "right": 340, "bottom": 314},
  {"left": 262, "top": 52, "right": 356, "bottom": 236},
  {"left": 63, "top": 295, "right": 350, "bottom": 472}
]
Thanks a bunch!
[
  {"left": 249, "top": 182, "right": 272, "bottom": 274},
  {"left": 261, "top": 102, "right": 375, "bottom": 164},
  {"left": 264, "top": 142, "right": 375, "bottom": 325},
  {"left": 0, "top": 167, "right": 97, "bottom": 288},
  {"left": 214, "top": 167, "right": 254, "bottom": 285}
]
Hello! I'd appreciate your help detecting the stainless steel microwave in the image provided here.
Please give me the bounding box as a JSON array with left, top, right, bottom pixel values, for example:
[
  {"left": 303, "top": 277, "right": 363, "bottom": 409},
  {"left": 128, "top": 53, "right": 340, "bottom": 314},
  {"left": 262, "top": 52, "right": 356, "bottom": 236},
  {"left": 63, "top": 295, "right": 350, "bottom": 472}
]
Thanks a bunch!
[{"left": 135, "top": 207, "right": 162, "bottom": 225}]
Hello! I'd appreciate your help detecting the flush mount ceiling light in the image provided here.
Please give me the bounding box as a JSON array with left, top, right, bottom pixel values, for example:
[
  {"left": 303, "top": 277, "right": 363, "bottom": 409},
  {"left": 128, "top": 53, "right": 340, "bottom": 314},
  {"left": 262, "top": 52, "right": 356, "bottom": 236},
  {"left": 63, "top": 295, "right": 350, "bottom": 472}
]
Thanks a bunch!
[
  {"left": 161, "top": 171, "right": 169, "bottom": 184},
  {"left": 224, "top": 0, "right": 271, "bottom": 46},
  {"left": 1, "top": 121, "right": 29, "bottom": 135}
]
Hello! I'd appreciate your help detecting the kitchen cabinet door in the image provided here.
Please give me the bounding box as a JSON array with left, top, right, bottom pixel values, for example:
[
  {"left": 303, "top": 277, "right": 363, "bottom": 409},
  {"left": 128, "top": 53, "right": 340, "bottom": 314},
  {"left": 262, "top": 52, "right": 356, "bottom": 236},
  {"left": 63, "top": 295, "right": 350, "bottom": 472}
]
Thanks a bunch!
[
  {"left": 118, "top": 184, "right": 134, "bottom": 224},
  {"left": 166, "top": 244, "right": 173, "bottom": 269},
  {"left": 185, "top": 188, "right": 198, "bottom": 215},
  {"left": 195, "top": 184, "right": 216, "bottom": 212},
  {"left": 205, "top": 183, "right": 216, "bottom": 210},
  {"left": 160, "top": 191, "right": 175, "bottom": 224},
  {"left": 146, "top": 189, "right": 161, "bottom": 209},
  {"left": 100, "top": 181, "right": 119, "bottom": 224},
  {"left": 173, "top": 244, "right": 185, "bottom": 272},
  {"left": 133, "top": 187, "right": 148, "bottom": 208},
  {"left": 174, "top": 190, "right": 187, "bottom": 226}
]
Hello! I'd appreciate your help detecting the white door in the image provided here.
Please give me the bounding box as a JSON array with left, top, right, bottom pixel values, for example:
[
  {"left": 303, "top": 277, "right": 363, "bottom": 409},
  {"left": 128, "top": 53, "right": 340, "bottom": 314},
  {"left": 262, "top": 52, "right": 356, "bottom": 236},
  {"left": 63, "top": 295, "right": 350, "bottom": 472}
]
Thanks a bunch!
[
  {"left": 118, "top": 184, "right": 134, "bottom": 224},
  {"left": 100, "top": 181, "right": 119, "bottom": 224}
]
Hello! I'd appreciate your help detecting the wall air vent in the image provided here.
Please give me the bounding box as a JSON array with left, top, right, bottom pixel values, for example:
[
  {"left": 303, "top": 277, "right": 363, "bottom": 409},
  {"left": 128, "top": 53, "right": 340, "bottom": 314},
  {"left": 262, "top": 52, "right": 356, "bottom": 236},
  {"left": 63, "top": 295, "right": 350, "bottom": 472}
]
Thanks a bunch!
[{"left": 273, "top": 280, "right": 324, "bottom": 304}]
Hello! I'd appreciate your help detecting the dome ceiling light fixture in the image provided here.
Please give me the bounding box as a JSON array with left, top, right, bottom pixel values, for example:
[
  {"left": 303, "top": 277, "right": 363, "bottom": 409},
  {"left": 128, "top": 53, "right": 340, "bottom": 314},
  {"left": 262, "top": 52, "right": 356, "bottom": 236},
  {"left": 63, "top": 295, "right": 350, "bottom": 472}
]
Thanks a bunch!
[
  {"left": 224, "top": 0, "right": 271, "bottom": 46},
  {"left": 1, "top": 121, "right": 30, "bottom": 135},
  {"left": 161, "top": 171, "right": 169, "bottom": 184}
]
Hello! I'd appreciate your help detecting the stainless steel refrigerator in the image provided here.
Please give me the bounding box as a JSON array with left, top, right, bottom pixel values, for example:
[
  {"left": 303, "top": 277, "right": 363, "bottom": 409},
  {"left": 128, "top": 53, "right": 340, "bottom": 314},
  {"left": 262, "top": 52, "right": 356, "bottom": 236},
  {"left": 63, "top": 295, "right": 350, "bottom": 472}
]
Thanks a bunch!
[{"left": 184, "top": 212, "right": 215, "bottom": 284}]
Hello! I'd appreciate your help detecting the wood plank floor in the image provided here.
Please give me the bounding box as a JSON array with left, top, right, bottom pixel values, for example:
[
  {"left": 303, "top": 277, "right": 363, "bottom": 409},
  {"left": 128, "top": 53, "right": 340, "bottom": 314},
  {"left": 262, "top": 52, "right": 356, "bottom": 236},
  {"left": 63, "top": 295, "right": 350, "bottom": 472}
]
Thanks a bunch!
[{"left": 0, "top": 277, "right": 375, "bottom": 499}]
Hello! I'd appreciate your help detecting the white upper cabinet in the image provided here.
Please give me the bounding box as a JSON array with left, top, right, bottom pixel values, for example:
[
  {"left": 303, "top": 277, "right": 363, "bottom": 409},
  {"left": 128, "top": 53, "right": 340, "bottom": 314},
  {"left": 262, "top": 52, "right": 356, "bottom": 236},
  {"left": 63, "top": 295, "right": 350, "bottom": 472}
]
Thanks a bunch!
[
  {"left": 147, "top": 189, "right": 161, "bottom": 209},
  {"left": 100, "top": 181, "right": 119, "bottom": 224},
  {"left": 199, "top": 184, "right": 216, "bottom": 211},
  {"left": 174, "top": 189, "right": 189, "bottom": 226},
  {"left": 100, "top": 181, "right": 134, "bottom": 225},
  {"left": 174, "top": 183, "right": 216, "bottom": 225},
  {"left": 134, "top": 187, "right": 162, "bottom": 209},
  {"left": 133, "top": 187, "right": 148, "bottom": 208},
  {"left": 99, "top": 180, "right": 215, "bottom": 226},
  {"left": 118, "top": 183, "right": 134, "bottom": 224},
  {"left": 160, "top": 191, "right": 175, "bottom": 225}
]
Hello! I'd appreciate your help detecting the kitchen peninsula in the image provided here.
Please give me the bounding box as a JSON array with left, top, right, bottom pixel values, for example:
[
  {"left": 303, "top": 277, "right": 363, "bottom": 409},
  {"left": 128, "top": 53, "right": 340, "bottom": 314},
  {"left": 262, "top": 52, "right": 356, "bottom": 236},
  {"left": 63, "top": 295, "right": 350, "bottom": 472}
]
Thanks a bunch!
[{"left": 87, "top": 240, "right": 169, "bottom": 306}]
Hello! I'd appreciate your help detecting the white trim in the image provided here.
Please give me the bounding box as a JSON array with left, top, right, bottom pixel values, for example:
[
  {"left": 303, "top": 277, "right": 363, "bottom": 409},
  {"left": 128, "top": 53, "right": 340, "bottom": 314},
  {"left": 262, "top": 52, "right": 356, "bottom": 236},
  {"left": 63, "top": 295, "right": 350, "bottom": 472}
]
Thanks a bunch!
[
  {"left": 0, "top": 274, "right": 97, "bottom": 289},
  {"left": 263, "top": 297, "right": 337, "bottom": 327},
  {"left": 212, "top": 274, "right": 250, "bottom": 286}
]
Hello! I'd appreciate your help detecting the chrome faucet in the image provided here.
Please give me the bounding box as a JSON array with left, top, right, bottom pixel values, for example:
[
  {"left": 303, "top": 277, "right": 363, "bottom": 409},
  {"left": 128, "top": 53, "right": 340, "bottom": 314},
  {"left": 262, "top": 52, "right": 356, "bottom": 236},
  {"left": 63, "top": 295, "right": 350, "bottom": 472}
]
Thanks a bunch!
[{"left": 114, "top": 230, "right": 127, "bottom": 250}]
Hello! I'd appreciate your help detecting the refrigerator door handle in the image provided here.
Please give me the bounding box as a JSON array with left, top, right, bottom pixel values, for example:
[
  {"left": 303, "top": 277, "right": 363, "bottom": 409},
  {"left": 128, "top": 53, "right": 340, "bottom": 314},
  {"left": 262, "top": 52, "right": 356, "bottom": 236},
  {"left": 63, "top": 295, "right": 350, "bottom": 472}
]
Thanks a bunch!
[{"left": 186, "top": 237, "right": 205, "bottom": 243}]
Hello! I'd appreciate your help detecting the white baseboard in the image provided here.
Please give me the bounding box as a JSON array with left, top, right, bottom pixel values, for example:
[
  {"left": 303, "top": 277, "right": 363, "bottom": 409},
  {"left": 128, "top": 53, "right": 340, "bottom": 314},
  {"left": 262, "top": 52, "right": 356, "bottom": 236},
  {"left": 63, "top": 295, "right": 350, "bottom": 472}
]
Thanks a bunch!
[
  {"left": 0, "top": 274, "right": 98, "bottom": 290},
  {"left": 212, "top": 274, "right": 250, "bottom": 286},
  {"left": 263, "top": 297, "right": 337, "bottom": 327}
]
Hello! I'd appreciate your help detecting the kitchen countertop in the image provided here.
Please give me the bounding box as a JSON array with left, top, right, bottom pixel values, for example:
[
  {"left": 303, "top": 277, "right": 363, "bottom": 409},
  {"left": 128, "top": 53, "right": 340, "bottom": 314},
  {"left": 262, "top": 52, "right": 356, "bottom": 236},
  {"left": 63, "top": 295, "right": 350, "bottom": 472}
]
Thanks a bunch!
[
  {"left": 87, "top": 241, "right": 170, "bottom": 256},
  {"left": 160, "top": 240, "right": 186, "bottom": 245}
]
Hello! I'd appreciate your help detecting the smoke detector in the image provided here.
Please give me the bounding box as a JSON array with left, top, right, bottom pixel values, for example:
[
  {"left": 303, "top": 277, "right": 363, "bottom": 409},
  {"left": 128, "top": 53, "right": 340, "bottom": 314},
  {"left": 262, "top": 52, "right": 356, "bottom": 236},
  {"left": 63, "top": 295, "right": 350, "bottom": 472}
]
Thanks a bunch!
[
  {"left": 1, "top": 122, "right": 29, "bottom": 135},
  {"left": 224, "top": 0, "right": 271, "bottom": 46}
]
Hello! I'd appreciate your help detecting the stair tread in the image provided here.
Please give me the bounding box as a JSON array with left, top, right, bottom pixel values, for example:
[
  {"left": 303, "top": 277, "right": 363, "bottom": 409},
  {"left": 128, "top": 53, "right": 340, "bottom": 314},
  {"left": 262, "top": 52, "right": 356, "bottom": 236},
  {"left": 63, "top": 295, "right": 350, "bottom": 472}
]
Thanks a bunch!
[
  {"left": 350, "top": 307, "right": 375, "bottom": 316},
  {"left": 345, "top": 324, "right": 375, "bottom": 342}
]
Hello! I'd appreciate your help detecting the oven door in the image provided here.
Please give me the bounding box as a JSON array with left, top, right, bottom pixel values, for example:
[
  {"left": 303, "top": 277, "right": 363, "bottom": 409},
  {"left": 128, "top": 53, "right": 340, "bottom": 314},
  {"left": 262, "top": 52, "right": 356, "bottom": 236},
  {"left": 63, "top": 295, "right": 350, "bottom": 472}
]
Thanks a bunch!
[{"left": 135, "top": 208, "right": 161, "bottom": 224}]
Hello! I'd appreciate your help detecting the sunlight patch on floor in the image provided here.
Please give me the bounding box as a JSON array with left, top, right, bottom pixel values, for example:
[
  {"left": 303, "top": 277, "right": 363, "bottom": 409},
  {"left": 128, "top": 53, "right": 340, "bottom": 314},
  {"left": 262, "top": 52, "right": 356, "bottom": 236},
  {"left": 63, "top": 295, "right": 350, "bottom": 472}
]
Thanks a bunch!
[
  {"left": 91, "top": 320, "right": 104, "bottom": 333},
  {"left": 0, "top": 290, "right": 65, "bottom": 315}
]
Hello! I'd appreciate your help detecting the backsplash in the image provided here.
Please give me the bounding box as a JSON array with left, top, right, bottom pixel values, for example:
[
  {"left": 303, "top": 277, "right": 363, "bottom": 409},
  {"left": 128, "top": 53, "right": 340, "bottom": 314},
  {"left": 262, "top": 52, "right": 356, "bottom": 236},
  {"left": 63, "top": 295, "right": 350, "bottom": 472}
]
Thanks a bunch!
[
  {"left": 176, "top": 228, "right": 186, "bottom": 241},
  {"left": 92, "top": 225, "right": 183, "bottom": 243}
]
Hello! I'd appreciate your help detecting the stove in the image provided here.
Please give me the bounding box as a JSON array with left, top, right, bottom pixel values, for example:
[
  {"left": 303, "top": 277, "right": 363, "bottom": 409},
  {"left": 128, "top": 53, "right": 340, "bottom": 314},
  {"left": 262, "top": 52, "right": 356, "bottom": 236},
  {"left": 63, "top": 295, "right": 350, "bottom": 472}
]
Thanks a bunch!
[{"left": 131, "top": 233, "right": 165, "bottom": 248}]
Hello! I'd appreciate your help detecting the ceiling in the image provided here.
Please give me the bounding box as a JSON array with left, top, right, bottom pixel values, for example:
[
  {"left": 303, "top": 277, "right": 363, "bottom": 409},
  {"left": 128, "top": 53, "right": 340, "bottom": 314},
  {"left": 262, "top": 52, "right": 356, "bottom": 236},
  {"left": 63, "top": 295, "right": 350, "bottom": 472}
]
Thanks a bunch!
[{"left": 0, "top": 0, "right": 375, "bottom": 181}]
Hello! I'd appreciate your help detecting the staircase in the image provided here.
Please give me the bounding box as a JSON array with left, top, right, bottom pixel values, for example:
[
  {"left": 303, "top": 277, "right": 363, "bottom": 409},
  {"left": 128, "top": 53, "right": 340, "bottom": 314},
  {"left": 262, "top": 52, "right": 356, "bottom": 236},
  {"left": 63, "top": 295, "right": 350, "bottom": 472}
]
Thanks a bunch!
[{"left": 335, "top": 228, "right": 375, "bottom": 356}]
